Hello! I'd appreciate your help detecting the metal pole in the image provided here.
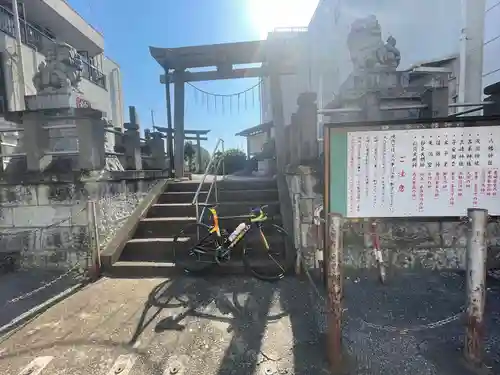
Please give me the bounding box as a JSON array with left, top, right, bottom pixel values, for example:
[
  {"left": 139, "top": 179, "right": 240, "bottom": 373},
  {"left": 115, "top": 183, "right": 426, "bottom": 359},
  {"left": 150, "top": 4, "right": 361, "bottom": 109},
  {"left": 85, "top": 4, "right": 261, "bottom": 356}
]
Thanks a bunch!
[
  {"left": 165, "top": 70, "right": 174, "bottom": 178},
  {"left": 173, "top": 71, "right": 185, "bottom": 179},
  {"left": 11, "top": 0, "right": 26, "bottom": 110},
  {"left": 221, "top": 140, "right": 225, "bottom": 179},
  {"left": 464, "top": 208, "right": 488, "bottom": 366},
  {"left": 326, "top": 213, "right": 344, "bottom": 370},
  {"left": 86, "top": 201, "right": 100, "bottom": 281},
  {"left": 458, "top": 0, "right": 486, "bottom": 113},
  {"left": 214, "top": 174, "right": 218, "bottom": 204},
  {"left": 196, "top": 134, "right": 202, "bottom": 173},
  {"left": 293, "top": 193, "right": 302, "bottom": 275}
]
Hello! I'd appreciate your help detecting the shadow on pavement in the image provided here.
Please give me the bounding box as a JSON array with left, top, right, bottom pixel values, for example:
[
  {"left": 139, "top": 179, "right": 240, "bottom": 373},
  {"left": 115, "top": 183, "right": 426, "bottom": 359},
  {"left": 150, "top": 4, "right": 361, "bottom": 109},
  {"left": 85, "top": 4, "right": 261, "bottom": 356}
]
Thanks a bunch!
[{"left": 130, "top": 275, "right": 328, "bottom": 375}]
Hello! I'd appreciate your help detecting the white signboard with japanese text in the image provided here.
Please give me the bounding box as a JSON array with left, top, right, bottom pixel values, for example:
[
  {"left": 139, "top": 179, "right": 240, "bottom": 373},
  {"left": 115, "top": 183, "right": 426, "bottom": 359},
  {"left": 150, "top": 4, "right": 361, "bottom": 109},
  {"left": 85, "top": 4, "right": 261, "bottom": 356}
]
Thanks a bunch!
[{"left": 346, "top": 126, "right": 500, "bottom": 217}]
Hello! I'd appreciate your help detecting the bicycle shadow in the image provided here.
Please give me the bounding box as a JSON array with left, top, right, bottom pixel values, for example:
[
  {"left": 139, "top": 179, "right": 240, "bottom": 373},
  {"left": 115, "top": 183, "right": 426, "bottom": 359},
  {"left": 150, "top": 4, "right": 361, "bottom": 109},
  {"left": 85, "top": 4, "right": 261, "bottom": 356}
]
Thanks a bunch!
[{"left": 131, "top": 274, "right": 294, "bottom": 374}]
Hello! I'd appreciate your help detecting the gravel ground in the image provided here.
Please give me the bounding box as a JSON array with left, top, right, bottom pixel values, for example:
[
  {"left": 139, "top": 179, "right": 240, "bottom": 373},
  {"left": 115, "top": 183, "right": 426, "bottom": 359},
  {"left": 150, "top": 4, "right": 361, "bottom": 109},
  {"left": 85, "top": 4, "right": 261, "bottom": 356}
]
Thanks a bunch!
[{"left": 310, "top": 269, "right": 500, "bottom": 375}]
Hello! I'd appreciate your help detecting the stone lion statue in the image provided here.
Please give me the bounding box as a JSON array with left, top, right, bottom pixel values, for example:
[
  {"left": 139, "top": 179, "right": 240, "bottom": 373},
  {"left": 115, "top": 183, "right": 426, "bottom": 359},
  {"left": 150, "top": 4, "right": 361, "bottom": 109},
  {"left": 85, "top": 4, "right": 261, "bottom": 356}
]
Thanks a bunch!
[
  {"left": 33, "top": 41, "right": 84, "bottom": 94},
  {"left": 347, "top": 15, "right": 401, "bottom": 71}
]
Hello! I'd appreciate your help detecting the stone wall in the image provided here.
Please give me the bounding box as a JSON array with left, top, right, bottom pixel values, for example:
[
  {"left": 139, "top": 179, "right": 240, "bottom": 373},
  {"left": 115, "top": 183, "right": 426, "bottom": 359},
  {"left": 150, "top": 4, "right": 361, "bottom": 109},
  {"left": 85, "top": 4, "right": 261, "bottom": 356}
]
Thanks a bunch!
[
  {"left": 287, "top": 165, "right": 500, "bottom": 272},
  {"left": 0, "top": 170, "right": 165, "bottom": 271}
]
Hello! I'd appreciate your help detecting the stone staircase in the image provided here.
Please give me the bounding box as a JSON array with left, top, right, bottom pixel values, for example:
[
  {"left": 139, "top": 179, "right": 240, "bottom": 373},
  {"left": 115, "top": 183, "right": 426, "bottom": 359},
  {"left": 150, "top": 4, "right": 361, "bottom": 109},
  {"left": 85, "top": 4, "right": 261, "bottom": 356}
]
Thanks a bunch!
[{"left": 105, "top": 178, "right": 282, "bottom": 277}]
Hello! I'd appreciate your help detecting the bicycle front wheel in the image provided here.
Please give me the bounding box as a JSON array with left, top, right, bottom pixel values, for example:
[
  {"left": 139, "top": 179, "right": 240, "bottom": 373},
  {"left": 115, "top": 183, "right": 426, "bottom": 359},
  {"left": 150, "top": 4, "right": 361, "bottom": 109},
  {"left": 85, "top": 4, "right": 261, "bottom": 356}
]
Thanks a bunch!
[
  {"left": 173, "top": 223, "right": 217, "bottom": 274},
  {"left": 242, "top": 223, "right": 292, "bottom": 281}
]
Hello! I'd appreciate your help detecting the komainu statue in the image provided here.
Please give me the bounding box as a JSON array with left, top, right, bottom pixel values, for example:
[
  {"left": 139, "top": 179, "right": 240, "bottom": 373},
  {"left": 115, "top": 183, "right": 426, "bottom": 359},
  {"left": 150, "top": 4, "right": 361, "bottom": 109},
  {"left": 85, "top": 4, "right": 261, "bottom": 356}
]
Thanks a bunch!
[
  {"left": 328, "top": 15, "right": 403, "bottom": 107},
  {"left": 347, "top": 15, "right": 401, "bottom": 71},
  {"left": 33, "top": 41, "right": 84, "bottom": 94}
]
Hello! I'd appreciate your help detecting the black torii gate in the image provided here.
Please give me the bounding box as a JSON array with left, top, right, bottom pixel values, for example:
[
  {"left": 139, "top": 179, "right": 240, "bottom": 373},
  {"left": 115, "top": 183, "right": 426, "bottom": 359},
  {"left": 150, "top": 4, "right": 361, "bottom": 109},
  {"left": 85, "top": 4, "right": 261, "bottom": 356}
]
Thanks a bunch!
[{"left": 154, "top": 126, "right": 210, "bottom": 173}]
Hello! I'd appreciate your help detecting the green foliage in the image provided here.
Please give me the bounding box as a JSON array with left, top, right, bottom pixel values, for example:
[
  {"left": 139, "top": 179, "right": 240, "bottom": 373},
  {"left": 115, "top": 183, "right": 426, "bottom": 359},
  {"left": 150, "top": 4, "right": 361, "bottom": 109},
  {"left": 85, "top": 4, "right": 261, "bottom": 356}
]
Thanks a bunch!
[
  {"left": 215, "top": 148, "right": 247, "bottom": 175},
  {"left": 184, "top": 142, "right": 196, "bottom": 172}
]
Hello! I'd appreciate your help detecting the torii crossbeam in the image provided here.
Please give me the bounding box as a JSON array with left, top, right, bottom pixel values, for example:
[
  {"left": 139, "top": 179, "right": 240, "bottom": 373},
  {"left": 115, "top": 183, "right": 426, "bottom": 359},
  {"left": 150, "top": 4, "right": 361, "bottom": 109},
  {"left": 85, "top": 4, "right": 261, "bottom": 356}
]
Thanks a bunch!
[{"left": 150, "top": 39, "right": 299, "bottom": 178}]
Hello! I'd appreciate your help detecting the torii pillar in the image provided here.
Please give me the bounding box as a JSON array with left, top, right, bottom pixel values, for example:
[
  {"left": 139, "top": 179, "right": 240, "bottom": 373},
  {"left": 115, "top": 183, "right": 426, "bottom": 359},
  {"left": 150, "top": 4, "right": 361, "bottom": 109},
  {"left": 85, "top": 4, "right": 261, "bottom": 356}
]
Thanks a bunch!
[{"left": 173, "top": 70, "right": 185, "bottom": 178}]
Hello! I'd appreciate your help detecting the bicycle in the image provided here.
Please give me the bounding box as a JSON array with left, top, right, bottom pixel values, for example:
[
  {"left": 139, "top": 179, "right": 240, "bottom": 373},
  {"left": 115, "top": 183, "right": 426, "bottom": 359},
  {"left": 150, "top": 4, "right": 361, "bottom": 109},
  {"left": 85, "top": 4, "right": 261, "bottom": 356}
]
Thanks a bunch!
[{"left": 172, "top": 204, "right": 292, "bottom": 281}]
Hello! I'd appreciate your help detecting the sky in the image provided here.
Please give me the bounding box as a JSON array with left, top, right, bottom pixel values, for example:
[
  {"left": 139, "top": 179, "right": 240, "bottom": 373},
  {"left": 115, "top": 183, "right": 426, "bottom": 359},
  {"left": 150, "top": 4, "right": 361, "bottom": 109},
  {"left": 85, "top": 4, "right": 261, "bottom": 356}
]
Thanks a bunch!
[
  {"left": 68, "top": 0, "right": 320, "bottom": 152},
  {"left": 67, "top": 0, "right": 464, "bottom": 153}
]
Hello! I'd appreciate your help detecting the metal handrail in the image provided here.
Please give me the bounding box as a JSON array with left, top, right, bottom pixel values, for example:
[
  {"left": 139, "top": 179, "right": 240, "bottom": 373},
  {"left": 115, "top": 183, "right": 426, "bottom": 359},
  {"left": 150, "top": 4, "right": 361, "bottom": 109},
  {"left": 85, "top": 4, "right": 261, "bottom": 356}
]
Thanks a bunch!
[
  {"left": 192, "top": 138, "right": 225, "bottom": 223},
  {"left": 198, "top": 156, "right": 224, "bottom": 223}
]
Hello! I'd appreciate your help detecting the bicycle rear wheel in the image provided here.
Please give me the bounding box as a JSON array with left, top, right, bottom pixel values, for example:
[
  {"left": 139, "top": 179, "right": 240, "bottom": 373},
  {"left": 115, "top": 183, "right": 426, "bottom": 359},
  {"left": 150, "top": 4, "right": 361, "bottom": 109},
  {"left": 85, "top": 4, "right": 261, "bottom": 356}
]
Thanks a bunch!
[
  {"left": 242, "top": 223, "right": 292, "bottom": 281},
  {"left": 173, "top": 223, "right": 217, "bottom": 274}
]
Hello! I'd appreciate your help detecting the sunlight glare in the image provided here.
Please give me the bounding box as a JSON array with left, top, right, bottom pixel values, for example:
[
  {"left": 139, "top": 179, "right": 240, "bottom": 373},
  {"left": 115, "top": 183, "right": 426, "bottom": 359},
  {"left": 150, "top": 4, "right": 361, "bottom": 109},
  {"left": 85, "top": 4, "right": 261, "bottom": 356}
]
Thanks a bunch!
[{"left": 247, "top": 0, "right": 319, "bottom": 39}]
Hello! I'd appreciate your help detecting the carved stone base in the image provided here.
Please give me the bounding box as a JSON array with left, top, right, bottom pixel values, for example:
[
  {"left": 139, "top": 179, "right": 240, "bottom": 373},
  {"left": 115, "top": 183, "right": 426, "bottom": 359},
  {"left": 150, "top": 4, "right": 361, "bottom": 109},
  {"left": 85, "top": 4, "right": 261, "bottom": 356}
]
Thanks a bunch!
[{"left": 25, "top": 92, "right": 91, "bottom": 111}]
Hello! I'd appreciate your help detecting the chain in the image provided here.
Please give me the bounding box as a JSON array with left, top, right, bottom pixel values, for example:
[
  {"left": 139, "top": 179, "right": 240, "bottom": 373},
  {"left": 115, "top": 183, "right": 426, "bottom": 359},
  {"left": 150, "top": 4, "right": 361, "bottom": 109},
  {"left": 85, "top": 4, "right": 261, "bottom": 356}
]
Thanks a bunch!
[
  {"left": 299, "top": 253, "right": 326, "bottom": 303},
  {"left": 301, "top": 200, "right": 463, "bottom": 335},
  {"left": 3, "top": 263, "right": 84, "bottom": 306},
  {"left": 357, "top": 311, "right": 463, "bottom": 334}
]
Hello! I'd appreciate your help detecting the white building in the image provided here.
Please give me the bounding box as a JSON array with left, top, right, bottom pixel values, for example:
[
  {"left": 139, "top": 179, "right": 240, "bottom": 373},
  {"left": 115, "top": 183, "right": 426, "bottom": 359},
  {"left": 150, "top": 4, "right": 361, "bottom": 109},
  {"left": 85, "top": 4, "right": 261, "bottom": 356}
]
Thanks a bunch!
[
  {"left": 483, "top": 0, "right": 500, "bottom": 91},
  {"left": 307, "top": 0, "right": 462, "bottom": 105},
  {"left": 261, "top": 0, "right": 500, "bottom": 138},
  {"left": 260, "top": 27, "right": 310, "bottom": 127},
  {"left": 0, "top": 0, "right": 123, "bottom": 125}
]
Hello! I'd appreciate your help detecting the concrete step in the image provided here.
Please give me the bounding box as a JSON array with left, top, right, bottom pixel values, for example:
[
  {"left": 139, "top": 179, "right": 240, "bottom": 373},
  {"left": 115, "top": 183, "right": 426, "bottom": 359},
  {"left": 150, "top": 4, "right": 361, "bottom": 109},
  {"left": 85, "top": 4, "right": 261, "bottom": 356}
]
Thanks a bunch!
[
  {"left": 219, "top": 189, "right": 279, "bottom": 202},
  {"left": 134, "top": 216, "right": 283, "bottom": 238},
  {"left": 147, "top": 201, "right": 281, "bottom": 218},
  {"left": 220, "top": 179, "right": 277, "bottom": 191},
  {"left": 166, "top": 182, "right": 211, "bottom": 193},
  {"left": 158, "top": 191, "right": 212, "bottom": 204},
  {"left": 120, "top": 233, "right": 287, "bottom": 262},
  {"left": 103, "top": 260, "right": 284, "bottom": 278}
]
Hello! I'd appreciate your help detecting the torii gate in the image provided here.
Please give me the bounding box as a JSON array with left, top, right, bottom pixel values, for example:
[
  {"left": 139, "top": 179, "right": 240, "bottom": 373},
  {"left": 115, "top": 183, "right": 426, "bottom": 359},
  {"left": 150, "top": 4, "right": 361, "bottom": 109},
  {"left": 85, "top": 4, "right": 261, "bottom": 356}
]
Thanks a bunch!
[
  {"left": 149, "top": 39, "right": 299, "bottom": 179},
  {"left": 153, "top": 126, "right": 210, "bottom": 173}
]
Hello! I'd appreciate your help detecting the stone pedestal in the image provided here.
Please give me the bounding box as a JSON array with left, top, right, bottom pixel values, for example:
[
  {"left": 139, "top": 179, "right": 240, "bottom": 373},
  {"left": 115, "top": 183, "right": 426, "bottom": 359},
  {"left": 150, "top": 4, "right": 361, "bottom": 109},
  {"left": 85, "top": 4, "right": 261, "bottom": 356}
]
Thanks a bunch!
[
  {"left": 25, "top": 92, "right": 91, "bottom": 111},
  {"left": 76, "top": 115, "right": 106, "bottom": 170},
  {"left": 23, "top": 112, "right": 50, "bottom": 171},
  {"left": 148, "top": 132, "right": 166, "bottom": 170},
  {"left": 21, "top": 92, "right": 107, "bottom": 172},
  {"left": 123, "top": 122, "right": 142, "bottom": 170},
  {"left": 296, "top": 92, "right": 318, "bottom": 162}
]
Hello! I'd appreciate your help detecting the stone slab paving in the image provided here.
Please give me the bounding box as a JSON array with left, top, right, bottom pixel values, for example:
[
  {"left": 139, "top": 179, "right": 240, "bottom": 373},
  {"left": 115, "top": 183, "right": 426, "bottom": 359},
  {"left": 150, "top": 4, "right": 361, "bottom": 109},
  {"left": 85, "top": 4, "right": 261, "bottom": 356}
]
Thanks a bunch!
[
  {"left": 0, "top": 276, "right": 329, "bottom": 375},
  {"left": 2, "top": 271, "right": 499, "bottom": 375}
]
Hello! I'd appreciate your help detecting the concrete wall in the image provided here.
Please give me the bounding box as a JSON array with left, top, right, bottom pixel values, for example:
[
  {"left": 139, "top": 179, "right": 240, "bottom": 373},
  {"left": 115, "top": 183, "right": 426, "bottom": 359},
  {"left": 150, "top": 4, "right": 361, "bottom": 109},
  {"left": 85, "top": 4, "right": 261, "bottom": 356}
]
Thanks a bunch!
[
  {"left": 0, "top": 171, "right": 163, "bottom": 270},
  {"left": 102, "top": 56, "right": 124, "bottom": 128},
  {"left": 483, "top": 0, "right": 500, "bottom": 90}
]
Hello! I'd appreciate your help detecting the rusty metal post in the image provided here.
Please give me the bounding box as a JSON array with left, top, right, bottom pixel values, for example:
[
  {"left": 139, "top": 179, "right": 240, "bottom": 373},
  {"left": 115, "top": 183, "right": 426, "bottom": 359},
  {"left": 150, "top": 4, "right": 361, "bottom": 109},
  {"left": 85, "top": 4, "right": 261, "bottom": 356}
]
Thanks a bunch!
[
  {"left": 87, "top": 200, "right": 100, "bottom": 281},
  {"left": 464, "top": 208, "right": 488, "bottom": 366},
  {"left": 293, "top": 193, "right": 302, "bottom": 276},
  {"left": 326, "top": 212, "right": 344, "bottom": 370}
]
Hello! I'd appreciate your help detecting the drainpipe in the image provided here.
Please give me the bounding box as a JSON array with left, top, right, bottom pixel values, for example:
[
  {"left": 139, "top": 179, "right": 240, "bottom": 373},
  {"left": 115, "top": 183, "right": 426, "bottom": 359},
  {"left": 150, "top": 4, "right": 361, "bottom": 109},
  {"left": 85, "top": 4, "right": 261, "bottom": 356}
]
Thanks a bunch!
[
  {"left": 11, "top": 0, "right": 26, "bottom": 110},
  {"left": 458, "top": 0, "right": 486, "bottom": 114},
  {"left": 110, "top": 67, "right": 123, "bottom": 126}
]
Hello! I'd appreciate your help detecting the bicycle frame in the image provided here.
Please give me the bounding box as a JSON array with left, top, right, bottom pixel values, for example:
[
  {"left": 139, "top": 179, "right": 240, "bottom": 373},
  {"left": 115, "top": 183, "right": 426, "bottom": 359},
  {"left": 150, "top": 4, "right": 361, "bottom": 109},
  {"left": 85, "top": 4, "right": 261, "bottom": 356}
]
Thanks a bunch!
[{"left": 191, "top": 207, "right": 271, "bottom": 260}]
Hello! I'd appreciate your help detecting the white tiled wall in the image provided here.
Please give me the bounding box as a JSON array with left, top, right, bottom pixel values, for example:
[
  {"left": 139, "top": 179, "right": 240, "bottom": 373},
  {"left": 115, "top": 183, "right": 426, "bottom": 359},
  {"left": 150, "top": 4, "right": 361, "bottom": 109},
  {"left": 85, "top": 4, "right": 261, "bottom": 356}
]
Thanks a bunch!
[{"left": 483, "top": 1, "right": 500, "bottom": 89}]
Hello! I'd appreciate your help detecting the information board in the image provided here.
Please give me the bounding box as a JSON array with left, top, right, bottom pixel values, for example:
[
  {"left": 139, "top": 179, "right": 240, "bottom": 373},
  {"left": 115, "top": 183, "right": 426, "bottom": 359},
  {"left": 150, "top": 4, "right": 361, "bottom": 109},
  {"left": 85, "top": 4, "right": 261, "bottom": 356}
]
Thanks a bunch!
[{"left": 345, "top": 126, "right": 500, "bottom": 217}]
